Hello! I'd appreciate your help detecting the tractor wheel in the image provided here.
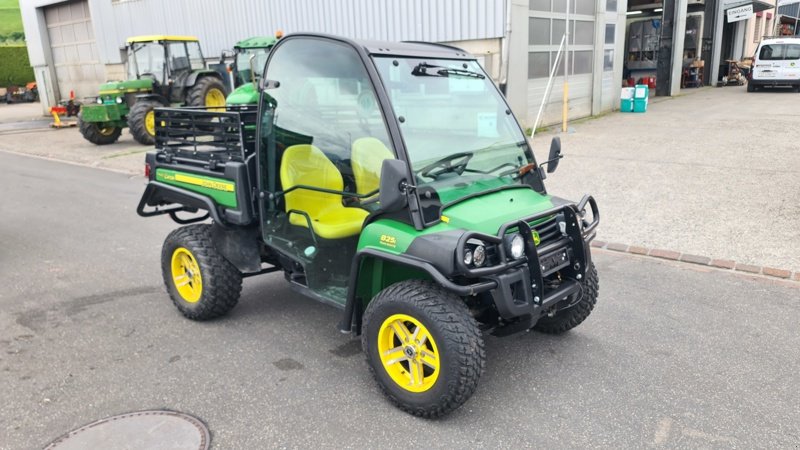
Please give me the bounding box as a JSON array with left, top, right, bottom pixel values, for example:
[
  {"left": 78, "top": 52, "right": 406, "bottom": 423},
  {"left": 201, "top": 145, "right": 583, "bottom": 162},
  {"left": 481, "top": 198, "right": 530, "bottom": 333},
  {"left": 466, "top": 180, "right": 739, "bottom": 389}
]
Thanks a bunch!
[
  {"left": 78, "top": 115, "right": 121, "bottom": 145},
  {"left": 362, "top": 280, "right": 485, "bottom": 418},
  {"left": 186, "top": 76, "right": 227, "bottom": 110},
  {"left": 161, "top": 224, "right": 242, "bottom": 321},
  {"left": 533, "top": 263, "right": 599, "bottom": 334},
  {"left": 128, "top": 99, "right": 160, "bottom": 145}
]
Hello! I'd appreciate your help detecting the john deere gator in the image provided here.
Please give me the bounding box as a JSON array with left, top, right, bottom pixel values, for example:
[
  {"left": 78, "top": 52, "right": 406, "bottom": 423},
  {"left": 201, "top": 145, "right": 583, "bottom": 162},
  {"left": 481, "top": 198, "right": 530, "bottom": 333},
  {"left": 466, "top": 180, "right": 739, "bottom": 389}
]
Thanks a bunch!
[{"left": 79, "top": 35, "right": 228, "bottom": 145}]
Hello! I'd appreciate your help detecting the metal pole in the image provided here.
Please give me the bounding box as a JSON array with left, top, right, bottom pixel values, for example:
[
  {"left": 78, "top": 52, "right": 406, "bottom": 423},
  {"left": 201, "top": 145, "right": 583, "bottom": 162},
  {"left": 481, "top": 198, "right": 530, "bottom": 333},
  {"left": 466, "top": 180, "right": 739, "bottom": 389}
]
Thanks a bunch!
[
  {"left": 531, "top": 34, "right": 567, "bottom": 138},
  {"left": 562, "top": 0, "right": 570, "bottom": 132}
]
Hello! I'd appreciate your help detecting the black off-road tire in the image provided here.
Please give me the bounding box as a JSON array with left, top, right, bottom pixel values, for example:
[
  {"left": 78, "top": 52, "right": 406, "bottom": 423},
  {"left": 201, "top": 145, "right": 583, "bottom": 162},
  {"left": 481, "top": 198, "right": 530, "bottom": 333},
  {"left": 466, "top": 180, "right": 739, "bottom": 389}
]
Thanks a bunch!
[
  {"left": 534, "top": 263, "right": 599, "bottom": 334},
  {"left": 362, "top": 280, "right": 485, "bottom": 418},
  {"left": 185, "top": 76, "right": 227, "bottom": 107},
  {"left": 78, "top": 115, "right": 121, "bottom": 145},
  {"left": 161, "top": 224, "right": 242, "bottom": 320},
  {"left": 128, "top": 99, "right": 160, "bottom": 145}
]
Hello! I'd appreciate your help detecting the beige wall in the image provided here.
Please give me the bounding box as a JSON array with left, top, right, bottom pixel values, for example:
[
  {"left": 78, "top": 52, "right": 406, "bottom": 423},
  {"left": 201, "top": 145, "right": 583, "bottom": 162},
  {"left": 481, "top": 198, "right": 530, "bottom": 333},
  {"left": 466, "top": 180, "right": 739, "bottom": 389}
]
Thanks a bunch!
[{"left": 743, "top": 1, "right": 778, "bottom": 58}]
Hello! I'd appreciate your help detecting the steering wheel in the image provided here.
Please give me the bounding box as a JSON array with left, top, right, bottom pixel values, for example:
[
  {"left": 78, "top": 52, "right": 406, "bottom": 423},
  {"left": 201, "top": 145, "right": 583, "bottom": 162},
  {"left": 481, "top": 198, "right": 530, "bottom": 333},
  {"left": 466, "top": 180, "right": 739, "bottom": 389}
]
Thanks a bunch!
[{"left": 418, "top": 152, "right": 474, "bottom": 180}]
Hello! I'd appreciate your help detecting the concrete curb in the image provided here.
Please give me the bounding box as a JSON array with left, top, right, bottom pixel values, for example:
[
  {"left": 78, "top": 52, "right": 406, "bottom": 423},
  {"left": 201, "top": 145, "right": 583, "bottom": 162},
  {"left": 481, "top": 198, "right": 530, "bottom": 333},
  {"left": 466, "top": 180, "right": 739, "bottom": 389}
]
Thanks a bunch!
[{"left": 591, "top": 240, "right": 800, "bottom": 283}]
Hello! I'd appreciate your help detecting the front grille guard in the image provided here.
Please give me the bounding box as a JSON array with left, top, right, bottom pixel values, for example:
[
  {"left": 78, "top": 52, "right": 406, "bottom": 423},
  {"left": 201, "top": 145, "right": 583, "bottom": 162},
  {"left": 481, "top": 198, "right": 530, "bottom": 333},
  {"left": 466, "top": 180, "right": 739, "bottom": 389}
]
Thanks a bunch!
[{"left": 453, "top": 194, "right": 599, "bottom": 280}]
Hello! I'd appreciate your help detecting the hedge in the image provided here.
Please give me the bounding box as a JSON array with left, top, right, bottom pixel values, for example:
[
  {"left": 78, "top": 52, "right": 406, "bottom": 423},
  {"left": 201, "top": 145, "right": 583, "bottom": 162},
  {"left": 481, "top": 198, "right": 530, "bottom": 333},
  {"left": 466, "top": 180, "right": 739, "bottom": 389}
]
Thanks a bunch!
[{"left": 0, "top": 46, "right": 35, "bottom": 87}]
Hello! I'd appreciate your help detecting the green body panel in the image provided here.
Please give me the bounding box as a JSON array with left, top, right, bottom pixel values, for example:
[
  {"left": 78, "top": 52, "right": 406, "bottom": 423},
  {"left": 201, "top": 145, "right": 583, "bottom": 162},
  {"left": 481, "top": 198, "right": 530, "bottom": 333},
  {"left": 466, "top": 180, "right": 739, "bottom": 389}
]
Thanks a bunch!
[
  {"left": 234, "top": 36, "right": 277, "bottom": 49},
  {"left": 98, "top": 78, "right": 153, "bottom": 95},
  {"left": 226, "top": 83, "right": 258, "bottom": 105},
  {"left": 155, "top": 168, "right": 238, "bottom": 208},
  {"left": 354, "top": 187, "right": 554, "bottom": 299},
  {"left": 81, "top": 103, "right": 128, "bottom": 122}
]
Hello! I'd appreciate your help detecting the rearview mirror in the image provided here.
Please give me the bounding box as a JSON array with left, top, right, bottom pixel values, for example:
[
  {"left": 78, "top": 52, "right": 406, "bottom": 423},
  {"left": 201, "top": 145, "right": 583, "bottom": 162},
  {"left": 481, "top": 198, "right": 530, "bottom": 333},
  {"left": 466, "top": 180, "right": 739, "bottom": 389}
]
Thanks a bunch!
[
  {"left": 119, "top": 46, "right": 128, "bottom": 65},
  {"left": 248, "top": 54, "right": 258, "bottom": 86},
  {"left": 547, "top": 137, "right": 561, "bottom": 174},
  {"left": 379, "top": 159, "right": 409, "bottom": 213}
]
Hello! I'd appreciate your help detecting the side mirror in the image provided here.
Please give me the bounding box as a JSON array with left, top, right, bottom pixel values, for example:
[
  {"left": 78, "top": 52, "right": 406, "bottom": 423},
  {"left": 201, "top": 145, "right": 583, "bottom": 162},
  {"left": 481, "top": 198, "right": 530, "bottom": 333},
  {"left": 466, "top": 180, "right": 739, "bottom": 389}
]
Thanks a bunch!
[
  {"left": 547, "top": 137, "right": 562, "bottom": 174},
  {"left": 379, "top": 159, "right": 409, "bottom": 213},
  {"left": 248, "top": 54, "right": 258, "bottom": 86},
  {"left": 119, "top": 46, "right": 128, "bottom": 65}
]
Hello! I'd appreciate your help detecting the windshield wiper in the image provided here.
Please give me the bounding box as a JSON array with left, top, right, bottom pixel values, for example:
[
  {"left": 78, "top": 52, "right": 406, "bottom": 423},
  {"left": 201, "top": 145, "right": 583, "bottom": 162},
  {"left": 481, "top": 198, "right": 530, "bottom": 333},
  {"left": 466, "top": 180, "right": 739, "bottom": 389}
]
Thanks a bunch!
[{"left": 411, "top": 63, "right": 485, "bottom": 79}]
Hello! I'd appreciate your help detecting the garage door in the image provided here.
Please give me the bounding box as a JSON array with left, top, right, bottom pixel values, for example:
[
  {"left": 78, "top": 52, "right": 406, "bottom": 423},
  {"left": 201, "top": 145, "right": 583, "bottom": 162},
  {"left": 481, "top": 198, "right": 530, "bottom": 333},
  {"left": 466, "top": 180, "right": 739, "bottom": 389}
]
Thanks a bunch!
[{"left": 44, "top": 0, "right": 105, "bottom": 101}]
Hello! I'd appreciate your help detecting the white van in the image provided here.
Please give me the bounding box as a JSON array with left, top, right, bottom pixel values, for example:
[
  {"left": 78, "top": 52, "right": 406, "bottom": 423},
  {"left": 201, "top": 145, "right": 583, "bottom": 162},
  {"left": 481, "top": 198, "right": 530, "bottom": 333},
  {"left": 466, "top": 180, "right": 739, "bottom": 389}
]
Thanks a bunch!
[{"left": 749, "top": 37, "right": 800, "bottom": 92}]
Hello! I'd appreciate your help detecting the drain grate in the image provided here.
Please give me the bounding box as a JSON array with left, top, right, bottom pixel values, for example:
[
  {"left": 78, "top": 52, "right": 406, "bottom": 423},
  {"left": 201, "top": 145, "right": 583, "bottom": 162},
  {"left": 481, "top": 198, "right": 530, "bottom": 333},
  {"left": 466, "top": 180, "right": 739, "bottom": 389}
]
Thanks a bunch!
[{"left": 45, "top": 410, "right": 210, "bottom": 450}]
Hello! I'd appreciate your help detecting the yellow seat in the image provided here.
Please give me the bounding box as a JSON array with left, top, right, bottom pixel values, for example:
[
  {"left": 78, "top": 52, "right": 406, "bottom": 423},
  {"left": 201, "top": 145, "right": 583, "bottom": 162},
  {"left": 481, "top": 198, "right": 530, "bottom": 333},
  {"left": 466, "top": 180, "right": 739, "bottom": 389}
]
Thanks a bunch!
[
  {"left": 280, "top": 144, "right": 368, "bottom": 239},
  {"left": 351, "top": 137, "right": 395, "bottom": 196}
]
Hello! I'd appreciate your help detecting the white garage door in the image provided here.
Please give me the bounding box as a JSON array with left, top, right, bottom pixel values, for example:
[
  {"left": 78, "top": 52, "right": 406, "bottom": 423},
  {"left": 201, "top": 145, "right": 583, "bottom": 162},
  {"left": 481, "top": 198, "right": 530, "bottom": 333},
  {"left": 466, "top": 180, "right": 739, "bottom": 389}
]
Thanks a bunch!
[{"left": 44, "top": 0, "right": 105, "bottom": 101}]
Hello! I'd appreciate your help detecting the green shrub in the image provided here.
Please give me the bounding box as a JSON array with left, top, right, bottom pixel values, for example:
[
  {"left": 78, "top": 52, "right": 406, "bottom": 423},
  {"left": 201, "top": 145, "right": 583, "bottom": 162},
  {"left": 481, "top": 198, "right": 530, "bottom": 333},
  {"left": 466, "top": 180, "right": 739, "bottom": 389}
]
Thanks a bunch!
[{"left": 0, "top": 45, "right": 34, "bottom": 87}]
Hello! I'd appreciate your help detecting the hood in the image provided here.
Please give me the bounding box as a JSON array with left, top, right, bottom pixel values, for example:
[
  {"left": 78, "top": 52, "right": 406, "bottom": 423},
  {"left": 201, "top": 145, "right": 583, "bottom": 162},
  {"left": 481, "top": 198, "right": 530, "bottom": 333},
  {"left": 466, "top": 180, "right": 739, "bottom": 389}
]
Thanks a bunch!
[
  {"left": 226, "top": 83, "right": 258, "bottom": 105},
  {"left": 98, "top": 78, "right": 153, "bottom": 95},
  {"left": 440, "top": 187, "right": 554, "bottom": 235}
]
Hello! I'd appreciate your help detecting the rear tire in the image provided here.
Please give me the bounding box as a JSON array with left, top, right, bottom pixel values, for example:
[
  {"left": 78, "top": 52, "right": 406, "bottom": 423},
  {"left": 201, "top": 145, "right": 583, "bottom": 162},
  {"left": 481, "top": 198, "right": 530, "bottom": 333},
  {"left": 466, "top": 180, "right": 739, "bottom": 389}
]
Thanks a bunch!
[
  {"left": 186, "top": 76, "right": 228, "bottom": 108},
  {"left": 747, "top": 82, "right": 755, "bottom": 93},
  {"left": 161, "top": 224, "right": 242, "bottom": 320},
  {"left": 533, "top": 263, "right": 599, "bottom": 334},
  {"left": 362, "top": 280, "right": 485, "bottom": 418},
  {"left": 128, "top": 99, "right": 160, "bottom": 145},
  {"left": 78, "top": 114, "right": 121, "bottom": 145}
]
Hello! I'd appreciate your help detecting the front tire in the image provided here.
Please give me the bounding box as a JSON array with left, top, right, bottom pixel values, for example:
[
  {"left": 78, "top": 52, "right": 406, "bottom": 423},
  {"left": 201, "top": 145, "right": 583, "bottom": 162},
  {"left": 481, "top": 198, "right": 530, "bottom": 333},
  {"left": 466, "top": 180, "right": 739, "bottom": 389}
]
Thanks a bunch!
[
  {"left": 161, "top": 224, "right": 242, "bottom": 320},
  {"left": 78, "top": 115, "right": 121, "bottom": 145},
  {"left": 747, "top": 82, "right": 755, "bottom": 93},
  {"left": 128, "top": 99, "right": 160, "bottom": 145},
  {"left": 362, "top": 280, "right": 485, "bottom": 418},
  {"left": 534, "top": 263, "right": 599, "bottom": 334}
]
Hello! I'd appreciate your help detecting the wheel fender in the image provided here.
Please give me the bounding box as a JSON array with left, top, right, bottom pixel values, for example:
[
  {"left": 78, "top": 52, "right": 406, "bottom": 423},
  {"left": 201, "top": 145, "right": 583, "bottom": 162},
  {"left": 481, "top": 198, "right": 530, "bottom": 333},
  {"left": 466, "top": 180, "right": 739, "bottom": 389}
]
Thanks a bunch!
[
  {"left": 134, "top": 93, "right": 169, "bottom": 106},
  {"left": 186, "top": 71, "right": 223, "bottom": 89},
  {"left": 210, "top": 223, "right": 262, "bottom": 274}
]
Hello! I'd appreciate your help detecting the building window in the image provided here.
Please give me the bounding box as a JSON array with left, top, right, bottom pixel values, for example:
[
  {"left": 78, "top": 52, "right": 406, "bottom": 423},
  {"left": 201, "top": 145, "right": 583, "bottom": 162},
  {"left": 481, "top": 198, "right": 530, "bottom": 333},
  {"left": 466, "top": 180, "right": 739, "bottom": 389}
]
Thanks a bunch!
[
  {"left": 604, "top": 49, "right": 614, "bottom": 71},
  {"left": 530, "top": 18, "right": 551, "bottom": 45},
  {"left": 573, "top": 50, "right": 593, "bottom": 74},
  {"left": 605, "top": 24, "right": 615, "bottom": 44},
  {"left": 528, "top": 52, "right": 551, "bottom": 78},
  {"left": 754, "top": 16, "right": 762, "bottom": 43},
  {"left": 530, "top": 0, "right": 550, "bottom": 11},
  {"left": 552, "top": 19, "right": 566, "bottom": 44},
  {"left": 575, "top": 0, "right": 596, "bottom": 15},
  {"left": 606, "top": 0, "right": 617, "bottom": 13},
  {"left": 573, "top": 21, "right": 594, "bottom": 45},
  {"left": 765, "top": 17, "right": 772, "bottom": 37}
]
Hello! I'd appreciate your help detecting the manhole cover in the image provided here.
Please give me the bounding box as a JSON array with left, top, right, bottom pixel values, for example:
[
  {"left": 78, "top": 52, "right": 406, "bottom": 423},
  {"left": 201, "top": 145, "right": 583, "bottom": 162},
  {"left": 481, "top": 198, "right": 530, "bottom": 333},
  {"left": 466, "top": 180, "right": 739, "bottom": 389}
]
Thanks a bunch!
[{"left": 45, "top": 410, "right": 210, "bottom": 450}]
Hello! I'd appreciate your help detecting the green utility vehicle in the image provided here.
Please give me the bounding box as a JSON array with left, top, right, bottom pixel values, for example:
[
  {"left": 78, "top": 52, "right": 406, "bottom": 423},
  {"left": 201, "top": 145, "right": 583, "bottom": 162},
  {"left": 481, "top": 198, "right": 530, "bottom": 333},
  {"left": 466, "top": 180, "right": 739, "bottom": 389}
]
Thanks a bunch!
[
  {"left": 224, "top": 35, "right": 278, "bottom": 106},
  {"left": 79, "top": 35, "right": 228, "bottom": 146},
  {"left": 137, "top": 34, "right": 600, "bottom": 417}
]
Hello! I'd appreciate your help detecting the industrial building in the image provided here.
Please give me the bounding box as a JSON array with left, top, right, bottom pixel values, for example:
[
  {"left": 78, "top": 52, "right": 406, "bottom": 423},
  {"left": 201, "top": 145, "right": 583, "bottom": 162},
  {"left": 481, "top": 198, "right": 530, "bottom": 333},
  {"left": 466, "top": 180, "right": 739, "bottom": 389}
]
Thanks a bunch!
[{"left": 19, "top": 0, "right": 791, "bottom": 127}]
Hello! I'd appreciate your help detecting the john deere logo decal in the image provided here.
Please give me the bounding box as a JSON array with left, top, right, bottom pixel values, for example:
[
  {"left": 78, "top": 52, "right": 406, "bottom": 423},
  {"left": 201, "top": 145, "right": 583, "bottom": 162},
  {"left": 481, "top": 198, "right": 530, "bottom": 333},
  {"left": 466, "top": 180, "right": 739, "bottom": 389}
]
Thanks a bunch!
[{"left": 532, "top": 230, "right": 541, "bottom": 246}]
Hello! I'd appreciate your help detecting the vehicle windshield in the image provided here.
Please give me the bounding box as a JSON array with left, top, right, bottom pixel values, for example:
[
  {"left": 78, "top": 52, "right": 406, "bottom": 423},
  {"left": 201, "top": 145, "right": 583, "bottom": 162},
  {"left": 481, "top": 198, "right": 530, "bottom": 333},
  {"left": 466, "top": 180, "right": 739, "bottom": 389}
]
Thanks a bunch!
[
  {"left": 236, "top": 47, "right": 271, "bottom": 85},
  {"left": 372, "top": 56, "right": 533, "bottom": 216},
  {"left": 128, "top": 42, "right": 165, "bottom": 81}
]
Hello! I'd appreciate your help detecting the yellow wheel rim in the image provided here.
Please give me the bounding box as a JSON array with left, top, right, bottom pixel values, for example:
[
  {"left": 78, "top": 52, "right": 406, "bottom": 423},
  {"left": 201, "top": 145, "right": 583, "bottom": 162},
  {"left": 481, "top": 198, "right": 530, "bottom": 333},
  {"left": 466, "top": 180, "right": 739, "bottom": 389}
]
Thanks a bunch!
[
  {"left": 205, "top": 88, "right": 226, "bottom": 112},
  {"left": 98, "top": 126, "right": 116, "bottom": 136},
  {"left": 170, "top": 247, "right": 203, "bottom": 303},
  {"left": 377, "top": 314, "right": 440, "bottom": 393},
  {"left": 145, "top": 110, "right": 155, "bottom": 136}
]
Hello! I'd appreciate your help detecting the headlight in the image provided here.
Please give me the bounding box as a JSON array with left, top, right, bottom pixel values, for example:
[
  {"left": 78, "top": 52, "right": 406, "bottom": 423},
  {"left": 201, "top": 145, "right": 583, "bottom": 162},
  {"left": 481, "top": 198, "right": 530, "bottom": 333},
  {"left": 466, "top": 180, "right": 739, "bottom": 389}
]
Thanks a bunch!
[
  {"left": 509, "top": 234, "right": 525, "bottom": 259},
  {"left": 115, "top": 96, "right": 123, "bottom": 104},
  {"left": 473, "top": 245, "right": 486, "bottom": 267},
  {"left": 463, "top": 249, "right": 473, "bottom": 266},
  {"left": 96, "top": 97, "right": 103, "bottom": 104}
]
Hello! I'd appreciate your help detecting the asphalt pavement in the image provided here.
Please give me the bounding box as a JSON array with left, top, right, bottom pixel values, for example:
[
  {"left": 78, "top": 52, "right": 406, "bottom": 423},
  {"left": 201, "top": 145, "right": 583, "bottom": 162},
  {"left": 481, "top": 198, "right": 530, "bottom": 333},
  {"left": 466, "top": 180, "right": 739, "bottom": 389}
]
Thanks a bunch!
[{"left": 1, "top": 151, "right": 798, "bottom": 449}]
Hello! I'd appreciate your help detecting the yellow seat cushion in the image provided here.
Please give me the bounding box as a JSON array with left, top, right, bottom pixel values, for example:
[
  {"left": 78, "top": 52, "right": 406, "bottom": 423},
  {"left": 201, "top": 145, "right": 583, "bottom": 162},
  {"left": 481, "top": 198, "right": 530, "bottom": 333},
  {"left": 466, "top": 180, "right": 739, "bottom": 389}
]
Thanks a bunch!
[
  {"left": 280, "top": 144, "right": 368, "bottom": 239},
  {"left": 351, "top": 137, "right": 395, "bottom": 196}
]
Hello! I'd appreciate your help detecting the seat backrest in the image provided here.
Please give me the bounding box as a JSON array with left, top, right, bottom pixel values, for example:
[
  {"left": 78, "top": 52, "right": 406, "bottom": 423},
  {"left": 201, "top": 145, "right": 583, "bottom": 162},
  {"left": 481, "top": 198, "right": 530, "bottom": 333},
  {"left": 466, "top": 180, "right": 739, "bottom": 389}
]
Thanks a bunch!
[
  {"left": 280, "top": 144, "right": 343, "bottom": 222},
  {"left": 351, "top": 137, "right": 395, "bottom": 196}
]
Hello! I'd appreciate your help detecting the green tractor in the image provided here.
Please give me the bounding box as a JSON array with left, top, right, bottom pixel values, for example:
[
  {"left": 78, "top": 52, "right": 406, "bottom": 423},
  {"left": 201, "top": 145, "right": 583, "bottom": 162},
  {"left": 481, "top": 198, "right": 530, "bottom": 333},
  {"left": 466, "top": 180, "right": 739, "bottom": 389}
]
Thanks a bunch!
[
  {"left": 137, "top": 34, "right": 600, "bottom": 417},
  {"left": 79, "top": 35, "right": 229, "bottom": 146},
  {"left": 224, "top": 35, "right": 278, "bottom": 106}
]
